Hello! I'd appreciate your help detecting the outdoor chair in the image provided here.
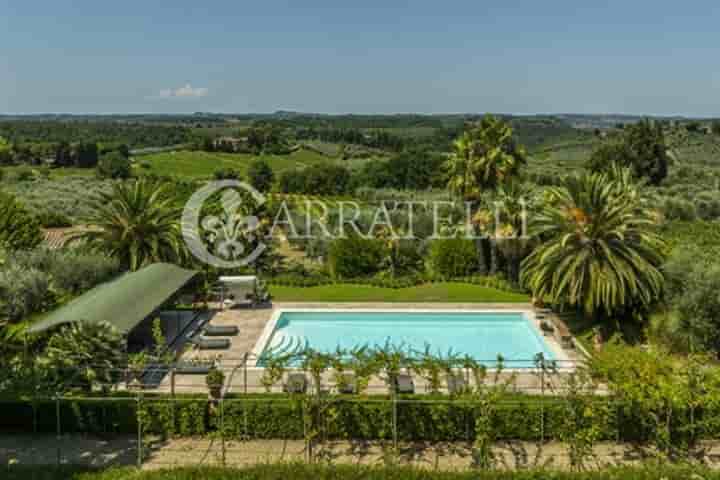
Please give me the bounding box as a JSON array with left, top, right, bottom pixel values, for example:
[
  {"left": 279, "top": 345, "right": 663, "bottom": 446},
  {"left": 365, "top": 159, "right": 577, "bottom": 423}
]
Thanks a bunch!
[
  {"left": 393, "top": 373, "right": 415, "bottom": 394},
  {"left": 446, "top": 373, "right": 467, "bottom": 394},
  {"left": 203, "top": 324, "right": 239, "bottom": 336},
  {"left": 191, "top": 337, "right": 231, "bottom": 350},
  {"left": 283, "top": 373, "right": 308, "bottom": 394}
]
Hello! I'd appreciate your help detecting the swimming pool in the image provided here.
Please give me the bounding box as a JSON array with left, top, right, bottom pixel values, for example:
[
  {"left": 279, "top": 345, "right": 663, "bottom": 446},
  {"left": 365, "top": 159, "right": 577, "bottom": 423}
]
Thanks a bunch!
[{"left": 254, "top": 310, "right": 560, "bottom": 368}]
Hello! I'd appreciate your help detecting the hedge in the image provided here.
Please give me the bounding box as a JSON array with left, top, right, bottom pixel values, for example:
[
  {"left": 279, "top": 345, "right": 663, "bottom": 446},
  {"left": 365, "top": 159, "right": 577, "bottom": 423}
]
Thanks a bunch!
[
  {"left": 3, "top": 394, "right": 719, "bottom": 443},
  {"left": 6, "top": 464, "right": 720, "bottom": 480},
  {"left": 267, "top": 273, "right": 521, "bottom": 292}
]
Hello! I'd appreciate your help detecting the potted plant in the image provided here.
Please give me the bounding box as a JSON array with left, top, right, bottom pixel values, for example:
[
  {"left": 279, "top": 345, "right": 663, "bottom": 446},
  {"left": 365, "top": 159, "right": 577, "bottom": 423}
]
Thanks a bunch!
[{"left": 206, "top": 367, "right": 225, "bottom": 399}]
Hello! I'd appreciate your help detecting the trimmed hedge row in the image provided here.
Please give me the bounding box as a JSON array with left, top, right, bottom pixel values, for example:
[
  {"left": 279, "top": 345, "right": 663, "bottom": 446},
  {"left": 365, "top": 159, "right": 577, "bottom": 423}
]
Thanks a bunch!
[
  {"left": 2, "top": 394, "right": 719, "bottom": 443},
  {"left": 267, "top": 274, "right": 521, "bottom": 292}
]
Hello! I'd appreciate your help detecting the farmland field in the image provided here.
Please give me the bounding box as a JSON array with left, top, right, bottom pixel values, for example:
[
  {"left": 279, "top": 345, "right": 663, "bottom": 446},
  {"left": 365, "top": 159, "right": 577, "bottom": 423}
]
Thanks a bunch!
[{"left": 135, "top": 149, "right": 336, "bottom": 179}]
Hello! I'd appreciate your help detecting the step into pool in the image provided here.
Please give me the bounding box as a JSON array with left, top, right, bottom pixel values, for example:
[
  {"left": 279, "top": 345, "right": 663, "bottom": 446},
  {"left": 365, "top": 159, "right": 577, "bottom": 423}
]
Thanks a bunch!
[{"left": 254, "top": 310, "right": 560, "bottom": 368}]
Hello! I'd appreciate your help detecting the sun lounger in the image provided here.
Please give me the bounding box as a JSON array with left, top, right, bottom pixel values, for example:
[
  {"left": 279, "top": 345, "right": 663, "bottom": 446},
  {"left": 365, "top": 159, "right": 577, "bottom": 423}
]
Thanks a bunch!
[
  {"left": 540, "top": 320, "right": 555, "bottom": 336},
  {"left": 203, "top": 324, "right": 239, "bottom": 336},
  {"left": 393, "top": 374, "right": 415, "bottom": 394},
  {"left": 191, "top": 337, "right": 231, "bottom": 350},
  {"left": 283, "top": 373, "right": 308, "bottom": 394},
  {"left": 174, "top": 362, "right": 214, "bottom": 374}
]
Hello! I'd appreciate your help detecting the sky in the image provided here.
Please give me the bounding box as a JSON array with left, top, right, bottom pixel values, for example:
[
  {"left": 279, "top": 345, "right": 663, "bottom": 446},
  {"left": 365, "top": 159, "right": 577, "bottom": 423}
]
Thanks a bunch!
[{"left": 1, "top": 1, "right": 719, "bottom": 116}]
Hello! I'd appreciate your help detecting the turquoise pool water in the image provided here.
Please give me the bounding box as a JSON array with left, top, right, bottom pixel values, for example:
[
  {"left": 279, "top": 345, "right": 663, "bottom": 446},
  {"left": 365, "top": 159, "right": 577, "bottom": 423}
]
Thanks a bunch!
[{"left": 258, "top": 311, "right": 556, "bottom": 367}]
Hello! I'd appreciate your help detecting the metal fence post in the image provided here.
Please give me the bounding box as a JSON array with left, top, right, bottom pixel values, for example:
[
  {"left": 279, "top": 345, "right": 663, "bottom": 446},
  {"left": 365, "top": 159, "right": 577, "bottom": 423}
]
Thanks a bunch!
[
  {"left": 540, "top": 362, "right": 545, "bottom": 443},
  {"left": 136, "top": 393, "right": 143, "bottom": 469},
  {"left": 392, "top": 393, "right": 398, "bottom": 459},
  {"left": 220, "top": 396, "right": 226, "bottom": 466},
  {"left": 55, "top": 394, "right": 61, "bottom": 466},
  {"left": 243, "top": 353, "right": 248, "bottom": 394}
]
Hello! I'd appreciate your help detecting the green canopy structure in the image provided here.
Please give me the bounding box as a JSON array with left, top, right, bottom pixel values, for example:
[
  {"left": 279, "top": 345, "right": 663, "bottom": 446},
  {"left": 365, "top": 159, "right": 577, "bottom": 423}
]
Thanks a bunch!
[{"left": 29, "top": 263, "right": 198, "bottom": 334}]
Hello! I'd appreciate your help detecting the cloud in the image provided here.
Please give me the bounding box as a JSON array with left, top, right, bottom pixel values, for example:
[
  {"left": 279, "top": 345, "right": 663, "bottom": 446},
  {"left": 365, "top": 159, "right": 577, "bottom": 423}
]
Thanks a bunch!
[{"left": 158, "top": 84, "right": 209, "bottom": 98}]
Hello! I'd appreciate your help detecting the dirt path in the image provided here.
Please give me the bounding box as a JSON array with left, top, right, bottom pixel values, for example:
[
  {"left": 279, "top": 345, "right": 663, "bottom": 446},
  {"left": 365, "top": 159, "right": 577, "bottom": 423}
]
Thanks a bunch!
[{"left": 4, "top": 434, "right": 720, "bottom": 471}]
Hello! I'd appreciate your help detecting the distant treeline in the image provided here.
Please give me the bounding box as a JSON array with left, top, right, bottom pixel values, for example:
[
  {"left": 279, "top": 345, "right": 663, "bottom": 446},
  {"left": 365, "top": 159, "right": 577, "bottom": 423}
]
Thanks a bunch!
[
  {"left": 0, "top": 138, "right": 129, "bottom": 167},
  {"left": 0, "top": 120, "right": 191, "bottom": 147}
]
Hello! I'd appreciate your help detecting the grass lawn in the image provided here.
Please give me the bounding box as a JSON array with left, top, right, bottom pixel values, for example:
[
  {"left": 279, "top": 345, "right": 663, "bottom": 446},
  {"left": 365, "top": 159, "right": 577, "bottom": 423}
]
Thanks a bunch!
[
  {"left": 135, "top": 149, "right": 334, "bottom": 178},
  {"left": 270, "top": 282, "right": 529, "bottom": 303}
]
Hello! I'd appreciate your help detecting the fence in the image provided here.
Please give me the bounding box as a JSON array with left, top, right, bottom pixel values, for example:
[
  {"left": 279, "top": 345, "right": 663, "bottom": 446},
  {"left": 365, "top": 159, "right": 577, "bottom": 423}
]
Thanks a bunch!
[{"left": 3, "top": 356, "right": 720, "bottom": 470}]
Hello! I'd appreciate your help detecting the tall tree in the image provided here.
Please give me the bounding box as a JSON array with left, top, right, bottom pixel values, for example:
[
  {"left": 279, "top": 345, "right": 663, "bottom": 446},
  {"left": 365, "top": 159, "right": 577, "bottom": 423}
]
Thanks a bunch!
[
  {"left": 247, "top": 159, "right": 275, "bottom": 192},
  {"left": 444, "top": 131, "right": 478, "bottom": 200},
  {"left": 79, "top": 179, "right": 185, "bottom": 271},
  {"left": 445, "top": 115, "right": 527, "bottom": 201},
  {"left": 588, "top": 119, "right": 670, "bottom": 186},
  {"left": 521, "top": 169, "right": 666, "bottom": 318}
]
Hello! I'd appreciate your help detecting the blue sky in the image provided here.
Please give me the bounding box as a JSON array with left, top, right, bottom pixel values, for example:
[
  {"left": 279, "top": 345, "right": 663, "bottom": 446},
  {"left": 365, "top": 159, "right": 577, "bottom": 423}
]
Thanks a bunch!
[{"left": 1, "top": 1, "right": 719, "bottom": 115}]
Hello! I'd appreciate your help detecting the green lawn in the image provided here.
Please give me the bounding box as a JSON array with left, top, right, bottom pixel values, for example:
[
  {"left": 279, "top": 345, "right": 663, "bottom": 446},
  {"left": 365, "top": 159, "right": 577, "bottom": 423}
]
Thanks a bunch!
[
  {"left": 135, "top": 149, "right": 334, "bottom": 179},
  {"left": 270, "top": 282, "right": 529, "bottom": 303}
]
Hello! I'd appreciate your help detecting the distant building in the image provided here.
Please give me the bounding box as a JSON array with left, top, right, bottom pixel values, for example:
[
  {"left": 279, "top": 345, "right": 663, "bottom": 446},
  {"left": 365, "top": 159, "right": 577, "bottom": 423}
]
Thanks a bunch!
[{"left": 213, "top": 137, "right": 248, "bottom": 152}]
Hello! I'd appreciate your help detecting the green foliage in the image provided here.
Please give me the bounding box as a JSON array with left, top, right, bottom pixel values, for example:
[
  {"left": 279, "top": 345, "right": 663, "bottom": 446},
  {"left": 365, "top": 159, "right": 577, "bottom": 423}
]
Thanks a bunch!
[
  {"left": 328, "top": 235, "right": 386, "bottom": 279},
  {"left": 358, "top": 150, "right": 444, "bottom": 190},
  {"left": 0, "top": 191, "right": 43, "bottom": 251},
  {"left": 79, "top": 179, "right": 185, "bottom": 271},
  {"left": 0, "top": 264, "right": 53, "bottom": 322},
  {"left": 670, "top": 262, "right": 720, "bottom": 353},
  {"left": 521, "top": 169, "right": 666, "bottom": 317},
  {"left": 206, "top": 367, "right": 225, "bottom": 392},
  {"left": 213, "top": 167, "right": 243, "bottom": 180},
  {"left": 6, "top": 464, "right": 720, "bottom": 480},
  {"left": 428, "top": 238, "right": 479, "bottom": 277},
  {"left": 247, "top": 159, "right": 275, "bottom": 192},
  {"left": 96, "top": 151, "right": 131, "bottom": 179},
  {"left": 589, "top": 342, "right": 720, "bottom": 454},
  {"left": 279, "top": 164, "right": 352, "bottom": 196},
  {"left": 445, "top": 115, "right": 527, "bottom": 200},
  {"left": 0, "top": 248, "right": 119, "bottom": 324},
  {"left": 588, "top": 119, "right": 669, "bottom": 185},
  {"left": 36, "top": 321, "right": 125, "bottom": 393}
]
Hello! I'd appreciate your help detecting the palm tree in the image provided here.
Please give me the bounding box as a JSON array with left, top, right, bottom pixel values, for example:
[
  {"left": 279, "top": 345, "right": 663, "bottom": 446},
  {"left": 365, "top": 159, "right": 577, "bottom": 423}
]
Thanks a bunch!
[
  {"left": 80, "top": 179, "right": 185, "bottom": 271},
  {"left": 468, "top": 115, "right": 527, "bottom": 191},
  {"left": 445, "top": 131, "right": 479, "bottom": 201},
  {"left": 520, "top": 169, "right": 666, "bottom": 317},
  {"left": 446, "top": 115, "right": 527, "bottom": 201},
  {"left": 474, "top": 180, "right": 536, "bottom": 282}
]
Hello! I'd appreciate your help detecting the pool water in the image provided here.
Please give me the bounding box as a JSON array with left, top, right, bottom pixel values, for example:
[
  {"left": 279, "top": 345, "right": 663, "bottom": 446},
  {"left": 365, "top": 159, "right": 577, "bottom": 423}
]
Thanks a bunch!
[{"left": 257, "top": 311, "right": 557, "bottom": 367}]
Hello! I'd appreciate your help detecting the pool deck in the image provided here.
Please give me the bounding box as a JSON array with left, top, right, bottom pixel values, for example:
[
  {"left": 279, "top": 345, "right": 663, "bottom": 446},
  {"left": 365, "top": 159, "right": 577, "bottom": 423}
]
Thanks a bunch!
[{"left": 161, "top": 302, "right": 584, "bottom": 395}]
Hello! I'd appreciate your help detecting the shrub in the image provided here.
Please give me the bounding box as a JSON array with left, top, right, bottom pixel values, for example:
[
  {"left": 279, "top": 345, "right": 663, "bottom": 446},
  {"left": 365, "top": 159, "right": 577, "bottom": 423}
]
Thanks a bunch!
[
  {"left": 96, "top": 151, "right": 132, "bottom": 179},
  {"left": 247, "top": 159, "right": 274, "bottom": 192},
  {"left": 0, "top": 191, "right": 43, "bottom": 251},
  {"left": 279, "top": 164, "right": 352, "bottom": 196},
  {"left": 213, "top": 167, "right": 243, "bottom": 180},
  {"left": 0, "top": 265, "right": 53, "bottom": 322},
  {"left": 49, "top": 251, "right": 120, "bottom": 295},
  {"left": 428, "top": 238, "right": 479, "bottom": 277},
  {"left": 328, "top": 236, "right": 386, "bottom": 279},
  {"left": 662, "top": 197, "right": 697, "bottom": 221}
]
